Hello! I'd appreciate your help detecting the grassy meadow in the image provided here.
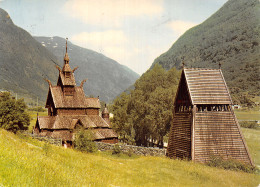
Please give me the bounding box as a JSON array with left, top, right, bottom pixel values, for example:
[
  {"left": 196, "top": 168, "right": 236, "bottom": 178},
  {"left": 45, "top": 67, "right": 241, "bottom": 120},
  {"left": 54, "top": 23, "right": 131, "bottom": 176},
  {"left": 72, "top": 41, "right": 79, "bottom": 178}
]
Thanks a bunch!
[
  {"left": 241, "top": 128, "right": 260, "bottom": 166},
  {"left": 0, "top": 129, "right": 259, "bottom": 186},
  {"left": 235, "top": 110, "right": 260, "bottom": 121}
]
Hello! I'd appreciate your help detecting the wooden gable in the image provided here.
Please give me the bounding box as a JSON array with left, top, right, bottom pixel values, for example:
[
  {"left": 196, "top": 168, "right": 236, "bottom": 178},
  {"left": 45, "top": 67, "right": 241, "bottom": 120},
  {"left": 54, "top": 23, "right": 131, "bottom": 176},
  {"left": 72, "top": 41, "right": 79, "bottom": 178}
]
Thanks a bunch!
[
  {"left": 174, "top": 70, "right": 192, "bottom": 107},
  {"left": 58, "top": 71, "right": 76, "bottom": 87}
]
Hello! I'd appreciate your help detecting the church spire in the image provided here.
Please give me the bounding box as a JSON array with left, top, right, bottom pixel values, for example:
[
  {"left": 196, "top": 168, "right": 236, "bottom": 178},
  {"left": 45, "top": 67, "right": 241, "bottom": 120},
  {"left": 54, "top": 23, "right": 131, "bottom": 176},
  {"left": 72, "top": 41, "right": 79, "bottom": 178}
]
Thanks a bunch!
[{"left": 64, "top": 38, "right": 70, "bottom": 64}]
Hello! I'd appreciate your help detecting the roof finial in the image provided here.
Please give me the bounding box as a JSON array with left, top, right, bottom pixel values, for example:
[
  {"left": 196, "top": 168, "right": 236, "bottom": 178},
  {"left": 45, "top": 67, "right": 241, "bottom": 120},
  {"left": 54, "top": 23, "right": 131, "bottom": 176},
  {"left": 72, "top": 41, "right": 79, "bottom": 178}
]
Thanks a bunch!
[
  {"left": 64, "top": 37, "right": 70, "bottom": 63},
  {"left": 181, "top": 56, "right": 185, "bottom": 69},
  {"left": 219, "top": 61, "right": 222, "bottom": 69},
  {"left": 66, "top": 38, "right": 68, "bottom": 53}
]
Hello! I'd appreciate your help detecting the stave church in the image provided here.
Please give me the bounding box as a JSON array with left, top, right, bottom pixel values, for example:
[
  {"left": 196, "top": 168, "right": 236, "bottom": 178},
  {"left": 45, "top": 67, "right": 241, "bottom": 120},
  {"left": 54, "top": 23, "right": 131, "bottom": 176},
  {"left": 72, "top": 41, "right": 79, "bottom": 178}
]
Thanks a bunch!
[{"left": 33, "top": 39, "right": 118, "bottom": 147}]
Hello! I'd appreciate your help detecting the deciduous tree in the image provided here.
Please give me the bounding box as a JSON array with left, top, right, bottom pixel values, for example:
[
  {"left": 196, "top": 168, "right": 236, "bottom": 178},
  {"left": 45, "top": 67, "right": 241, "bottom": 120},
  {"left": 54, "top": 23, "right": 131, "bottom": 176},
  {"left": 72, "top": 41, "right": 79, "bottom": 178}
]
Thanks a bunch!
[{"left": 0, "top": 92, "right": 30, "bottom": 133}]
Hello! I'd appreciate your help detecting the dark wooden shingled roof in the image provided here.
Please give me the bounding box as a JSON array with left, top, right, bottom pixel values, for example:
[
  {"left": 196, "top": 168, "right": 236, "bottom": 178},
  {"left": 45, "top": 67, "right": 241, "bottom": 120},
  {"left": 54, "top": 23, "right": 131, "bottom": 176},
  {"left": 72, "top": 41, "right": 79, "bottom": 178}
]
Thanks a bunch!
[
  {"left": 59, "top": 71, "right": 76, "bottom": 86},
  {"left": 37, "top": 115, "right": 117, "bottom": 141},
  {"left": 37, "top": 115, "right": 109, "bottom": 130},
  {"left": 48, "top": 86, "right": 101, "bottom": 109},
  {"left": 38, "top": 129, "right": 117, "bottom": 141},
  {"left": 93, "top": 129, "right": 118, "bottom": 140},
  {"left": 183, "top": 68, "right": 233, "bottom": 105},
  {"left": 85, "top": 98, "right": 101, "bottom": 108}
]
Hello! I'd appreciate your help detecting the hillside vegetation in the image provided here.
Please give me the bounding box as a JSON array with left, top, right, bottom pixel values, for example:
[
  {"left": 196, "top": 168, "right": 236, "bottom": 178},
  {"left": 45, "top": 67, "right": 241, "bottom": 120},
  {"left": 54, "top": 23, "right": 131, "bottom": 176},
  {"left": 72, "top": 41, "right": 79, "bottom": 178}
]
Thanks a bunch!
[
  {"left": 153, "top": 0, "right": 260, "bottom": 105},
  {"left": 0, "top": 129, "right": 259, "bottom": 186},
  {"left": 0, "top": 8, "right": 139, "bottom": 103},
  {"left": 0, "top": 8, "right": 60, "bottom": 103}
]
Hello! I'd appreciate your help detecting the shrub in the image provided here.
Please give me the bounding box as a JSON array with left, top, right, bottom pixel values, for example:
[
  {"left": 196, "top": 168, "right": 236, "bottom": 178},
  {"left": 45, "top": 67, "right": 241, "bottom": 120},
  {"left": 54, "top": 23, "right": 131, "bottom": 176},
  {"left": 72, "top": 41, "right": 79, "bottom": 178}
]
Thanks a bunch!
[
  {"left": 207, "top": 156, "right": 256, "bottom": 173},
  {"left": 112, "top": 144, "right": 121, "bottom": 155},
  {"left": 74, "top": 129, "right": 97, "bottom": 153},
  {"left": 239, "top": 121, "right": 258, "bottom": 129},
  {"left": 0, "top": 92, "right": 30, "bottom": 133},
  {"left": 127, "top": 148, "right": 134, "bottom": 157}
]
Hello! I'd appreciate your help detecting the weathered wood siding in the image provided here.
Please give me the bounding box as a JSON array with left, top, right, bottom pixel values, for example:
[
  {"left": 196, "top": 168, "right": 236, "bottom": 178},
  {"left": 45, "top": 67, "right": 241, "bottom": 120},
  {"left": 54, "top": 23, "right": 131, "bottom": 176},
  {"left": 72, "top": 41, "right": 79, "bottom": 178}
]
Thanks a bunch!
[
  {"left": 194, "top": 111, "right": 252, "bottom": 165},
  {"left": 86, "top": 109, "right": 99, "bottom": 115},
  {"left": 57, "top": 109, "right": 86, "bottom": 115},
  {"left": 100, "top": 138, "right": 118, "bottom": 144},
  {"left": 167, "top": 112, "right": 192, "bottom": 159}
]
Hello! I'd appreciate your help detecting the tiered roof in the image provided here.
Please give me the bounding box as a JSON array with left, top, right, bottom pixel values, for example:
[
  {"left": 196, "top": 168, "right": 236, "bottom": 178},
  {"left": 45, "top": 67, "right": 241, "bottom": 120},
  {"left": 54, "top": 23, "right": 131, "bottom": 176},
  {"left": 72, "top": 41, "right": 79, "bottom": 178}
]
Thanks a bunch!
[
  {"left": 35, "top": 38, "right": 117, "bottom": 143},
  {"left": 37, "top": 115, "right": 117, "bottom": 141}
]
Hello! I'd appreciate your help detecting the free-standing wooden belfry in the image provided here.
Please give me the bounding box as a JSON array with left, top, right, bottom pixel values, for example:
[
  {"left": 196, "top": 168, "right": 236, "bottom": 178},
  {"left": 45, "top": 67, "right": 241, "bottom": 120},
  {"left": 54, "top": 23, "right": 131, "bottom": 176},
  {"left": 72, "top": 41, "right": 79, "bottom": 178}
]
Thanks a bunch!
[{"left": 167, "top": 67, "right": 253, "bottom": 166}]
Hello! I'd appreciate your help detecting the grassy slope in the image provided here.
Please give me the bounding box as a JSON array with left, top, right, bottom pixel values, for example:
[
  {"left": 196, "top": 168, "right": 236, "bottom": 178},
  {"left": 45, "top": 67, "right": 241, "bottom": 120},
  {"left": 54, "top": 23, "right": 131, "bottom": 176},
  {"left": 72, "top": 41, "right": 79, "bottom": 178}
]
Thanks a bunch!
[
  {"left": 0, "top": 129, "right": 259, "bottom": 186},
  {"left": 241, "top": 128, "right": 260, "bottom": 166}
]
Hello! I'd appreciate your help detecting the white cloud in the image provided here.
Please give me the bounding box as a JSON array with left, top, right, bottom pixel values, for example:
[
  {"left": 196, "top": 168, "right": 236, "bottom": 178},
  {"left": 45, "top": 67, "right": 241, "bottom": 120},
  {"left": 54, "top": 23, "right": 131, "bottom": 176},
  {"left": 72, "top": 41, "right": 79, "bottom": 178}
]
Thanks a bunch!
[
  {"left": 71, "top": 30, "right": 129, "bottom": 63},
  {"left": 63, "top": 0, "right": 163, "bottom": 27},
  {"left": 167, "top": 20, "right": 197, "bottom": 35},
  {"left": 71, "top": 30, "right": 166, "bottom": 74}
]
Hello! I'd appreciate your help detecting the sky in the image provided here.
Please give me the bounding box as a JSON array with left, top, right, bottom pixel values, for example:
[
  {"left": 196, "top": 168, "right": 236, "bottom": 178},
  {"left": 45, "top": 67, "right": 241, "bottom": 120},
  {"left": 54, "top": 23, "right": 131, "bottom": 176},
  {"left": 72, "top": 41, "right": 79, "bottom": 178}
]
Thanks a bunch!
[{"left": 0, "top": 0, "right": 227, "bottom": 75}]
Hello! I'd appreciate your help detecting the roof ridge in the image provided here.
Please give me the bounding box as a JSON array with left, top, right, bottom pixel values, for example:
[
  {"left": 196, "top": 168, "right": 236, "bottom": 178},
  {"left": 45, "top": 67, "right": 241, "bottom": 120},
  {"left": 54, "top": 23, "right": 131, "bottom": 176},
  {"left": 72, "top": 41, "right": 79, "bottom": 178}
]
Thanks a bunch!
[{"left": 184, "top": 67, "right": 219, "bottom": 70}]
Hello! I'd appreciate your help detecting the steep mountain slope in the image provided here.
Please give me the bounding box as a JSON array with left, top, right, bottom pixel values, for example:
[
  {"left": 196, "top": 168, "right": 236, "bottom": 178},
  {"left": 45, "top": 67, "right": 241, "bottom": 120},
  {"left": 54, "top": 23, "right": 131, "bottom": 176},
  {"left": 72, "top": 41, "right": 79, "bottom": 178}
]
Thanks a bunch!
[
  {"left": 0, "top": 8, "right": 139, "bottom": 103},
  {"left": 0, "top": 8, "right": 60, "bottom": 102},
  {"left": 34, "top": 36, "right": 139, "bottom": 102},
  {"left": 153, "top": 0, "right": 260, "bottom": 99}
]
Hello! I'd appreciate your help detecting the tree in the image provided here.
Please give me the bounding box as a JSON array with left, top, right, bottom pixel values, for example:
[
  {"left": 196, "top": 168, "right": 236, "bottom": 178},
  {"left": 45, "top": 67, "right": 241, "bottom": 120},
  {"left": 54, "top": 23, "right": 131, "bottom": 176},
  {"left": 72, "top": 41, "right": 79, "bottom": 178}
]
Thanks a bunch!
[
  {"left": 74, "top": 128, "right": 97, "bottom": 153},
  {"left": 111, "top": 64, "right": 181, "bottom": 147},
  {"left": 111, "top": 92, "right": 135, "bottom": 144},
  {"left": 0, "top": 92, "right": 30, "bottom": 133}
]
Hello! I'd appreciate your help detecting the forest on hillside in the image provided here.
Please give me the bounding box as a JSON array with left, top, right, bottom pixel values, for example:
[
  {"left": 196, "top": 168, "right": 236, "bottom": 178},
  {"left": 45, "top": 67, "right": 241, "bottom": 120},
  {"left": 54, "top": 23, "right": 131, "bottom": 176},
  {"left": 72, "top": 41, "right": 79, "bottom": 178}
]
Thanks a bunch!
[{"left": 152, "top": 0, "right": 260, "bottom": 105}]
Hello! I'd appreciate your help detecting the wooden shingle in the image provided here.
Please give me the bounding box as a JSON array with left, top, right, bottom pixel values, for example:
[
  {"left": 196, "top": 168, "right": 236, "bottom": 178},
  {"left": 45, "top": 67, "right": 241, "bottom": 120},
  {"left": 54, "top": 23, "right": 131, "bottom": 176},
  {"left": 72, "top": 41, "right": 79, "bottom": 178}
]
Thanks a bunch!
[{"left": 184, "top": 68, "right": 232, "bottom": 105}]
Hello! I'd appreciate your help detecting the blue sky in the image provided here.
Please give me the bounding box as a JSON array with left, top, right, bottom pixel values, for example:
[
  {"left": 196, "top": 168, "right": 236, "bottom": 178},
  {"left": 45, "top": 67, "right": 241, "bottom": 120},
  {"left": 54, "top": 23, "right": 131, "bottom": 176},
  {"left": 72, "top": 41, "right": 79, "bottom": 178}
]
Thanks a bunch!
[{"left": 0, "top": 0, "right": 227, "bottom": 74}]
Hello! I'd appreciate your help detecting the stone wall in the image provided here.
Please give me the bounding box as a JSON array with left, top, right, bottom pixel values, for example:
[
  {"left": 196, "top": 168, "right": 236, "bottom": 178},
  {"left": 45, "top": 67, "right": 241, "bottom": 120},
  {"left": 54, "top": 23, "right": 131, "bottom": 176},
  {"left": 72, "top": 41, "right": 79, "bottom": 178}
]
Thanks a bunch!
[
  {"left": 96, "top": 142, "right": 166, "bottom": 157},
  {"left": 23, "top": 132, "right": 62, "bottom": 146}
]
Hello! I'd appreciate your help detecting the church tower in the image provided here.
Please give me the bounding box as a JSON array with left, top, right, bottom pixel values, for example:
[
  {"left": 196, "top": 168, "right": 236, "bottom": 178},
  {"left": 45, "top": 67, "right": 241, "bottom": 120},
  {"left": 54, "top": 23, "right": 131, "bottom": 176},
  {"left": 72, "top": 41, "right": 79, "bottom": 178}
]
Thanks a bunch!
[{"left": 102, "top": 104, "right": 110, "bottom": 125}]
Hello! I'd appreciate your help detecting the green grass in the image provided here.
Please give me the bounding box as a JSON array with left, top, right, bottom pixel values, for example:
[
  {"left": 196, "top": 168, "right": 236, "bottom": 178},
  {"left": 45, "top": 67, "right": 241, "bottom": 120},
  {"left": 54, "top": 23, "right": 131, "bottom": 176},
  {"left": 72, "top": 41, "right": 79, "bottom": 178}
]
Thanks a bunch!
[
  {"left": 241, "top": 128, "right": 260, "bottom": 166},
  {"left": 0, "top": 129, "right": 259, "bottom": 186},
  {"left": 235, "top": 110, "right": 260, "bottom": 121}
]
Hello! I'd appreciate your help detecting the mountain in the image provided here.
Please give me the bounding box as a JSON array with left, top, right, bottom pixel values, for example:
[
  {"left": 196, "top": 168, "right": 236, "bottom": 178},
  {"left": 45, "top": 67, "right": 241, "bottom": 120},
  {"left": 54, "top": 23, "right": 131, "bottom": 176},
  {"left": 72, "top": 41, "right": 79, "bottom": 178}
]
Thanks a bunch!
[
  {"left": 152, "top": 0, "right": 260, "bottom": 100},
  {"left": 34, "top": 36, "right": 139, "bottom": 102},
  {"left": 0, "top": 8, "right": 139, "bottom": 103},
  {"left": 0, "top": 8, "right": 60, "bottom": 103}
]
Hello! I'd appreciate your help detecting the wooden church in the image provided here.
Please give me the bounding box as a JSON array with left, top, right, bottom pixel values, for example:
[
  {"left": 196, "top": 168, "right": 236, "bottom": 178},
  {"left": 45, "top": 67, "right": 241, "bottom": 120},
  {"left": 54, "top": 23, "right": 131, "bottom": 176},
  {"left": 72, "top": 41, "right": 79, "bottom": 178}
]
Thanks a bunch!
[
  {"left": 167, "top": 67, "right": 253, "bottom": 166},
  {"left": 33, "top": 39, "right": 118, "bottom": 147}
]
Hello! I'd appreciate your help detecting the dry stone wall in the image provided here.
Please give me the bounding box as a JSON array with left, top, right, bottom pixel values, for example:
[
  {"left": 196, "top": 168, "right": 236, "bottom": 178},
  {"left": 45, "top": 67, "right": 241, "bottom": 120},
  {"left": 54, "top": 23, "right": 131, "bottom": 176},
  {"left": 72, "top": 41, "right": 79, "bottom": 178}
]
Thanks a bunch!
[{"left": 96, "top": 142, "right": 166, "bottom": 157}]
